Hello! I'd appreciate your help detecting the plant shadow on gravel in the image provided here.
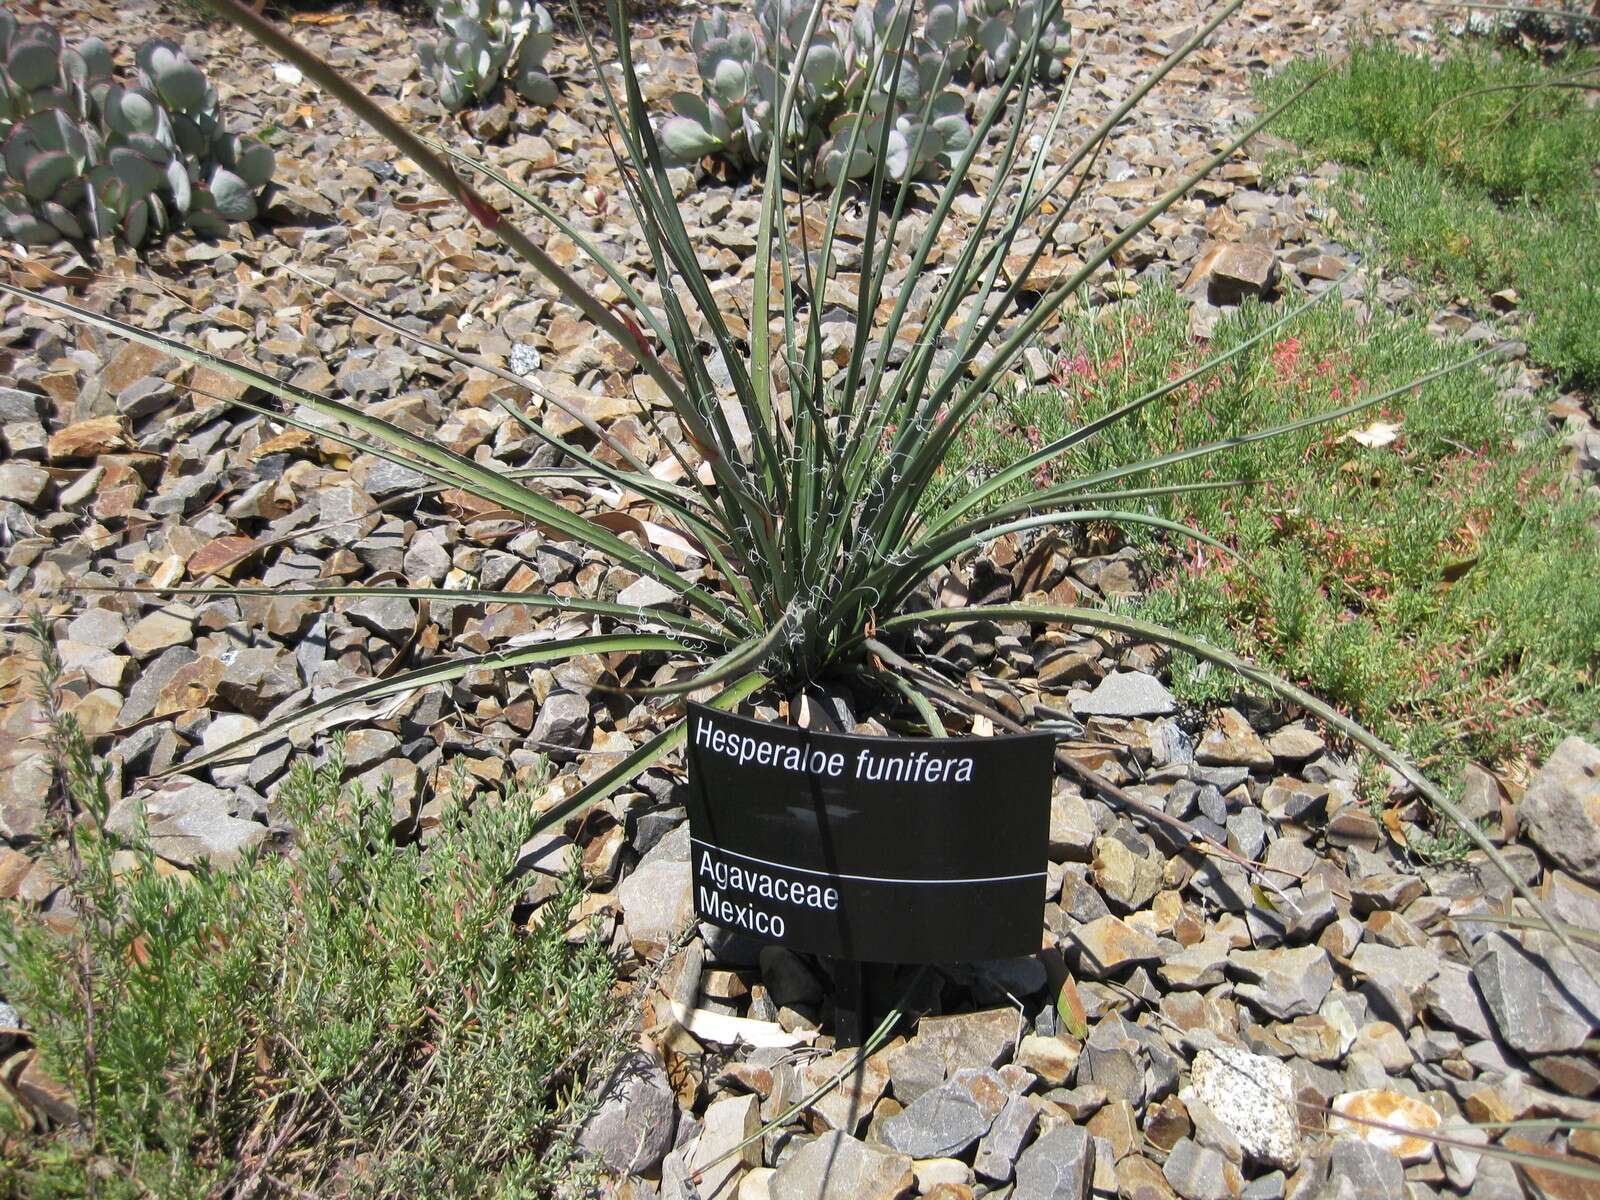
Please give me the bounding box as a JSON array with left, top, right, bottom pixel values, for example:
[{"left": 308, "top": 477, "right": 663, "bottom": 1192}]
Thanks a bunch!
[{"left": 1, "top": 634, "right": 621, "bottom": 1199}]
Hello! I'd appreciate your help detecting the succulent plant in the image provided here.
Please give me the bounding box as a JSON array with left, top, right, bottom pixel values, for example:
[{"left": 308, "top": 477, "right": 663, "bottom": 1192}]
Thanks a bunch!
[
  {"left": 661, "top": 0, "right": 973, "bottom": 188},
  {"left": 964, "top": 0, "right": 1071, "bottom": 85},
  {"left": 0, "top": 10, "right": 275, "bottom": 247},
  {"left": 658, "top": 10, "right": 772, "bottom": 165},
  {"left": 1, "top": 12, "right": 111, "bottom": 136},
  {"left": 419, "top": 0, "right": 557, "bottom": 112}
]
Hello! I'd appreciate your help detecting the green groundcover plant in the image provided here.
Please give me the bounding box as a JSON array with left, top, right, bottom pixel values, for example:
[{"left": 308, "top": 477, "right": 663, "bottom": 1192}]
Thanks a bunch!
[
  {"left": 1, "top": 632, "right": 620, "bottom": 1198},
  {"left": 1259, "top": 34, "right": 1600, "bottom": 384},
  {"left": 952, "top": 284, "right": 1600, "bottom": 775},
  {"left": 3, "top": 0, "right": 1594, "bottom": 979}
]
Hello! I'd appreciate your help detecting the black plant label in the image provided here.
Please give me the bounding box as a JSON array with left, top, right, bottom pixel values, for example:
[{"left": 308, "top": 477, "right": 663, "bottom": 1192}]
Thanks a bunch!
[{"left": 685, "top": 702, "right": 1053, "bottom": 963}]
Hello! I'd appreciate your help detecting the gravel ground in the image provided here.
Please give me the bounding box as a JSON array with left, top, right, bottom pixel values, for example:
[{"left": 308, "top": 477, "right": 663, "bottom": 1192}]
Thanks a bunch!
[{"left": 3, "top": 1, "right": 1599, "bottom": 1194}]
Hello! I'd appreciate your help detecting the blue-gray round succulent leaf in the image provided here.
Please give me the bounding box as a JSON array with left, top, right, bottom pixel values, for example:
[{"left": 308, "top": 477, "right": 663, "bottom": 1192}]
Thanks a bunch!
[
  {"left": 103, "top": 85, "right": 162, "bottom": 136},
  {"left": 706, "top": 53, "right": 749, "bottom": 106},
  {"left": 800, "top": 41, "right": 842, "bottom": 96},
  {"left": 437, "top": 71, "right": 469, "bottom": 111},
  {"left": 978, "top": 15, "right": 1012, "bottom": 55},
  {"left": 207, "top": 166, "right": 256, "bottom": 221},
  {"left": 883, "top": 125, "right": 913, "bottom": 181},
  {"left": 819, "top": 130, "right": 873, "bottom": 184},
  {"left": 165, "top": 155, "right": 191, "bottom": 213},
  {"left": 659, "top": 114, "right": 722, "bottom": 161},
  {"left": 669, "top": 91, "right": 729, "bottom": 138},
  {"left": 122, "top": 194, "right": 151, "bottom": 245},
  {"left": 513, "top": 67, "right": 556, "bottom": 105},
  {"left": 154, "top": 57, "right": 209, "bottom": 112},
  {"left": 22, "top": 148, "right": 77, "bottom": 201},
  {"left": 689, "top": 13, "right": 721, "bottom": 55},
  {"left": 7, "top": 35, "right": 61, "bottom": 92},
  {"left": 53, "top": 169, "right": 88, "bottom": 208},
  {"left": 742, "top": 106, "right": 770, "bottom": 161},
  {"left": 231, "top": 136, "right": 274, "bottom": 189},
  {"left": 137, "top": 39, "right": 207, "bottom": 112},
  {"left": 517, "top": 28, "right": 553, "bottom": 71},
  {"left": 849, "top": 0, "right": 879, "bottom": 53},
  {"left": 40, "top": 197, "right": 83, "bottom": 239},
  {"left": 69, "top": 36, "right": 112, "bottom": 84},
  {"left": 169, "top": 112, "right": 208, "bottom": 159},
  {"left": 925, "top": 0, "right": 964, "bottom": 45},
  {"left": 121, "top": 130, "right": 173, "bottom": 165},
  {"left": 187, "top": 190, "right": 228, "bottom": 237},
  {"left": 4, "top": 210, "right": 57, "bottom": 242},
  {"left": 929, "top": 91, "right": 969, "bottom": 153},
  {"left": 81, "top": 165, "right": 112, "bottom": 232},
  {"left": 109, "top": 145, "right": 164, "bottom": 198},
  {"left": 4, "top": 80, "right": 56, "bottom": 122},
  {"left": 21, "top": 106, "right": 80, "bottom": 153}
]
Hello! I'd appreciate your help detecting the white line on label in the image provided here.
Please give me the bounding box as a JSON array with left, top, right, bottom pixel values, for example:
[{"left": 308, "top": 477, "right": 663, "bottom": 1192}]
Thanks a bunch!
[{"left": 690, "top": 838, "right": 1045, "bottom": 886}]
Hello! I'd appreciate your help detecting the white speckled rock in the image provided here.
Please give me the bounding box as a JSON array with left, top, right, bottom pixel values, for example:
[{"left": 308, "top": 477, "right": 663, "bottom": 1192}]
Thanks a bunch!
[{"left": 1183, "top": 1047, "right": 1301, "bottom": 1170}]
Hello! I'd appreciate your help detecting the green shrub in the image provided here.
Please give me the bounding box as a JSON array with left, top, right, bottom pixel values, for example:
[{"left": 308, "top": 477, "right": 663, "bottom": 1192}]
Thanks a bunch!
[
  {"left": 1261, "top": 39, "right": 1599, "bottom": 203},
  {"left": 1, "top": 652, "right": 618, "bottom": 1199}
]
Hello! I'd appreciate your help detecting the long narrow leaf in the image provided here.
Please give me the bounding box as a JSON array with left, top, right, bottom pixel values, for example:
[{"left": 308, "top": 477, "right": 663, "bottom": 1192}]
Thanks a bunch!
[
  {"left": 880, "top": 604, "right": 1600, "bottom": 989},
  {"left": 929, "top": 269, "right": 1353, "bottom": 534},
  {"left": 92, "top": 585, "right": 724, "bottom": 640},
  {"left": 0, "top": 283, "right": 743, "bottom": 631},
  {"left": 161, "top": 633, "right": 692, "bottom": 778}
]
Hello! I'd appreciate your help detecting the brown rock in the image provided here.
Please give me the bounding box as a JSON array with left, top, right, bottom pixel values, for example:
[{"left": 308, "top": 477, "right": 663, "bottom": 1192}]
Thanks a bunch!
[
  {"left": 1531, "top": 1052, "right": 1600, "bottom": 1096},
  {"left": 1092, "top": 835, "right": 1163, "bottom": 911},
  {"left": 1266, "top": 725, "right": 1324, "bottom": 763},
  {"left": 800, "top": 1045, "right": 892, "bottom": 1134},
  {"left": 1500, "top": 1136, "right": 1591, "bottom": 1200},
  {"left": 1087, "top": 1098, "right": 1139, "bottom": 1159},
  {"left": 101, "top": 341, "right": 174, "bottom": 394},
  {"left": 9, "top": 1051, "right": 78, "bottom": 1125},
  {"left": 1183, "top": 242, "right": 1279, "bottom": 306},
  {"left": 0, "top": 848, "right": 33, "bottom": 899},
  {"left": 914, "top": 1009, "right": 1022, "bottom": 1077},
  {"left": 48, "top": 415, "right": 130, "bottom": 461},
  {"left": 0, "top": 462, "right": 50, "bottom": 506},
  {"left": 1072, "top": 916, "right": 1163, "bottom": 978},
  {"left": 186, "top": 536, "right": 258, "bottom": 581},
  {"left": 1197, "top": 708, "right": 1273, "bottom": 770},
  {"left": 1016, "top": 1034, "right": 1081, "bottom": 1086},
  {"left": 1328, "top": 1089, "right": 1440, "bottom": 1164},
  {"left": 1118, "top": 1154, "right": 1179, "bottom": 1200},
  {"left": 0, "top": 750, "right": 51, "bottom": 841},
  {"left": 1518, "top": 736, "right": 1600, "bottom": 886},
  {"left": 1571, "top": 1125, "right": 1600, "bottom": 1161},
  {"left": 155, "top": 655, "right": 227, "bottom": 719},
  {"left": 1144, "top": 1096, "right": 1192, "bottom": 1153},
  {"left": 124, "top": 610, "right": 194, "bottom": 659}
]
